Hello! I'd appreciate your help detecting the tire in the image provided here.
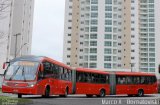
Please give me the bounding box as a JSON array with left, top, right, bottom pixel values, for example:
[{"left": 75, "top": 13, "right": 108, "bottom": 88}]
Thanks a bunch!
[
  {"left": 137, "top": 90, "right": 144, "bottom": 97},
  {"left": 60, "top": 88, "right": 68, "bottom": 97},
  {"left": 99, "top": 89, "right": 106, "bottom": 97},
  {"left": 128, "top": 94, "right": 133, "bottom": 97},
  {"left": 86, "top": 94, "right": 93, "bottom": 97},
  {"left": 42, "top": 86, "right": 50, "bottom": 98},
  {"left": 18, "top": 94, "right": 22, "bottom": 98}
]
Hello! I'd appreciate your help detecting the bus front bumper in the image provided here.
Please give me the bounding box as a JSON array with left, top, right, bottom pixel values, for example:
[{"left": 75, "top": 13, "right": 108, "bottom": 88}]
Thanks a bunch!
[{"left": 2, "top": 85, "right": 38, "bottom": 95}]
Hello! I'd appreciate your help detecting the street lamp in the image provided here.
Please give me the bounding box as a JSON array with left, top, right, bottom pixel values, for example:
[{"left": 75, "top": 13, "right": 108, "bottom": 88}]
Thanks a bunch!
[
  {"left": 16, "top": 43, "right": 28, "bottom": 57},
  {"left": 130, "top": 63, "right": 135, "bottom": 72},
  {"left": 13, "top": 33, "right": 21, "bottom": 58}
]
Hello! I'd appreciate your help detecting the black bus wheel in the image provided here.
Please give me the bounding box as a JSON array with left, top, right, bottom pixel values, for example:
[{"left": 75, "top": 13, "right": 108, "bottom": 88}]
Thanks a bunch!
[
  {"left": 18, "top": 94, "right": 22, "bottom": 98},
  {"left": 99, "top": 89, "right": 106, "bottom": 97},
  {"left": 86, "top": 94, "right": 93, "bottom": 97},
  {"left": 64, "top": 88, "right": 68, "bottom": 97},
  {"left": 60, "top": 88, "right": 68, "bottom": 97},
  {"left": 137, "top": 90, "right": 144, "bottom": 97},
  {"left": 42, "top": 86, "right": 50, "bottom": 98},
  {"left": 128, "top": 94, "right": 133, "bottom": 97}
]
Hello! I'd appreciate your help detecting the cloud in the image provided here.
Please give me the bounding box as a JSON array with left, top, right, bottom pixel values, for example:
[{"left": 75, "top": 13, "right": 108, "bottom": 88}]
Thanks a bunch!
[{"left": 31, "top": 0, "right": 65, "bottom": 61}]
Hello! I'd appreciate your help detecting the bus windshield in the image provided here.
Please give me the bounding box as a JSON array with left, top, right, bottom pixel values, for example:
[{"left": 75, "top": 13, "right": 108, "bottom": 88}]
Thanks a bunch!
[{"left": 4, "top": 61, "right": 39, "bottom": 81}]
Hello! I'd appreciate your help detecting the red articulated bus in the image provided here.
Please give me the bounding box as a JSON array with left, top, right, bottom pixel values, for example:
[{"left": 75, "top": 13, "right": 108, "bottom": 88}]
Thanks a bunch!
[
  {"left": 74, "top": 68, "right": 110, "bottom": 97},
  {"left": 114, "top": 72, "right": 158, "bottom": 96},
  {"left": 73, "top": 69, "right": 158, "bottom": 97},
  {"left": 2, "top": 56, "right": 158, "bottom": 98},
  {"left": 2, "top": 56, "right": 73, "bottom": 98}
]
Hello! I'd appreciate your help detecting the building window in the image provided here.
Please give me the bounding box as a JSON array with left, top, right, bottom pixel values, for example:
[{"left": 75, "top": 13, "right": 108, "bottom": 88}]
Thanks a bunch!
[
  {"left": 90, "top": 26, "right": 98, "bottom": 32},
  {"left": 105, "top": 13, "right": 112, "bottom": 18},
  {"left": 90, "top": 55, "right": 97, "bottom": 61},
  {"left": 105, "top": 27, "right": 112, "bottom": 32},
  {"left": 105, "top": 20, "right": 112, "bottom": 25},
  {"left": 91, "top": 20, "right": 98, "bottom": 25},
  {"left": 90, "top": 34, "right": 97, "bottom": 39},
  {"left": 89, "top": 63, "right": 97, "bottom": 68},
  {"left": 104, "top": 56, "right": 112, "bottom": 61},
  {"left": 90, "top": 41, "right": 97, "bottom": 46},
  {"left": 67, "top": 55, "right": 70, "bottom": 58},
  {"left": 104, "top": 34, "right": 112, "bottom": 39},
  {"left": 90, "top": 48, "right": 97, "bottom": 53},
  {"left": 105, "top": 6, "right": 112, "bottom": 11},
  {"left": 104, "top": 48, "right": 112, "bottom": 54},
  {"left": 91, "top": 6, "right": 98, "bottom": 11},
  {"left": 105, "top": 0, "right": 112, "bottom": 4},
  {"left": 91, "top": 0, "right": 98, "bottom": 4},
  {"left": 104, "top": 63, "right": 111, "bottom": 68},
  {"left": 91, "top": 13, "right": 98, "bottom": 18},
  {"left": 104, "top": 41, "right": 112, "bottom": 46}
]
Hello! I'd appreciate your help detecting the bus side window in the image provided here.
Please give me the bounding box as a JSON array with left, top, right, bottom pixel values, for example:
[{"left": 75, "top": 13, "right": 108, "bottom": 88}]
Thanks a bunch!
[
  {"left": 126, "top": 76, "right": 132, "bottom": 84},
  {"left": 133, "top": 76, "right": 140, "bottom": 84},
  {"left": 60, "top": 67, "right": 64, "bottom": 80},
  {"left": 54, "top": 65, "right": 60, "bottom": 79},
  {"left": 100, "top": 74, "right": 106, "bottom": 84},
  {"left": 62, "top": 68, "right": 69, "bottom": 81},
  {"left": 68, "top": 70, "right": 72, "bottom": 81},
  {"left": 116, "top": 76, "right": 127, "bottom": 84},
  {"left": 43, "top": 62, "right": 52, "bottom": 77},
  {"left": 76, "top": 72, "right": 83, "bottom": 82},
  {"left": 85, "top": 73, "right": 91, "bottom": 83},
  {"left": 140, "top": 76, "right": 145, "bottom": 84},
  {"left": 51, "top": 64, "right": 56, "bottom": 78},
  {"left": 151, "top": 76, "right": 157, "bottom": 84},
  {"left": 91, "top": 73, "right": 96, "bottom": 83},
  {"left": 106, "top": 75, "right": 109, "bottom": 84}
]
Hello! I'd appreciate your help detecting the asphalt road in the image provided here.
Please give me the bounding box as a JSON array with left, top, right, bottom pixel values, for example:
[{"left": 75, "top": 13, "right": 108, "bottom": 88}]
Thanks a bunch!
[{"left": 21, "top": 94, "right": 160, "bottom": 105}]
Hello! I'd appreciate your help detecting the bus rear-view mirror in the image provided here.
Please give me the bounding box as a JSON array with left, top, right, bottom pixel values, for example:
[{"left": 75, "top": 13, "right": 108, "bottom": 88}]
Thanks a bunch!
[
  {"left": 3, "top": 62, "right": 10, "bottom": 70},
  {"left": 3, "top": 63, "right": 6, "bottom": 69}
]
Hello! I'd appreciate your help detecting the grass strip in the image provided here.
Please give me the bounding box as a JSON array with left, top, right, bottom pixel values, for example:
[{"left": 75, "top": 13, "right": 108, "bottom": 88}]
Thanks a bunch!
[{"left": 0, "top": 96, "right": 33, "bottom": 105}]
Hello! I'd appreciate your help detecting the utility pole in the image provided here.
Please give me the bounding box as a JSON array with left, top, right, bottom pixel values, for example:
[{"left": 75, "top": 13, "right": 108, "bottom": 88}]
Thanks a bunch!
[
  {"left": 13, "top": 33, "right": 21, "bottom": 58},
  {"left": 130, "top": 63, "right": 135, "bottom": 72}
]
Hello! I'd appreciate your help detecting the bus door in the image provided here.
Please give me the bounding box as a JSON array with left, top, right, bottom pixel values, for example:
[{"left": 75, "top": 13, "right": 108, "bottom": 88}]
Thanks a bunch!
[{"left": 109, "top": 72, "right": 116, "bottom": 95}]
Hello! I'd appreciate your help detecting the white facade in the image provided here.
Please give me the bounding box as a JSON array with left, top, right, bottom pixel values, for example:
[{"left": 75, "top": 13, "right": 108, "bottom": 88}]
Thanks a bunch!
[
  {"left": 63, "top": 0, "right": 160, "bottom": 79},
  {"left": 0, "top": 0, "right": 34, "bottom": 74}
]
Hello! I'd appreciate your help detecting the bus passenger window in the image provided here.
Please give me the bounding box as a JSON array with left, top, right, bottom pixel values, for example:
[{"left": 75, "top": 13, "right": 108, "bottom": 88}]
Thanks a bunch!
[
  {"left": 76, "top": 72, "right": 83, "bottom": 82},
  {"left": 106, "top": 75, "right": 109, "bottom": 84},
  {"left": 151, "top": 76, "right": 157, "bottom": 84},
  {"left": 133, "top": 76, "right": 140, "bottom": 84},
  {"left": 140, "top": 77, "right": 145, "bottom": 84},
  {"left": 86, "top": 73, "right": 91, "bottom": 83},
  {"left": 43, "top": 62, "right": 52, "bottom": 77},
  {"left": 126, "top": 76, "right": 132, "bottom": 84},
  {"left": 117, "top": 76, "right": 126, "bottom": 84},
  {"left": 68, "top": 70, "right": 72, "bottom": 81}
]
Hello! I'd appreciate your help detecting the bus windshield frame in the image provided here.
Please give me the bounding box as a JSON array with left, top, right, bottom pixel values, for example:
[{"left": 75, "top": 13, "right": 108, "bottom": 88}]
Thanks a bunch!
[{"left": 4, "top": 61, "right": 39, "bottom": 81}]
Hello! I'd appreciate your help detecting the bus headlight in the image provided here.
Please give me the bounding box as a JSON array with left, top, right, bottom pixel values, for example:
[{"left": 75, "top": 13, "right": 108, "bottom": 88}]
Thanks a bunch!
[{"left": 28, "top": 82, "right": 36, "bottom": 87}]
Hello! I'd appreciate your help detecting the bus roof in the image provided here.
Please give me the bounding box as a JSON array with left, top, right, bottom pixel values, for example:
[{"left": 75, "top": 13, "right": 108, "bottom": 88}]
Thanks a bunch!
[
  {"left": 10, "top": 55, "right": 43, "bottom": 62},
  {"left": 42, "top": 56, "right": 72, "bottom": 70},
  {"left": 115, "top": 71, "right": 155, "bottom": 76},
  {"left": 76, "top": 68, "right": 109, "bottom": 74},
  {"left": 10, "top": 55, "right": 72, "bottom": 70}
]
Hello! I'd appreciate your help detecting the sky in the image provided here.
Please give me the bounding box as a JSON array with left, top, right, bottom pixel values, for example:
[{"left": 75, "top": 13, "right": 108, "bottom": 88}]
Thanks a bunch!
[{"left": 31, "top": 0, "right": 65, "bottom": 62}]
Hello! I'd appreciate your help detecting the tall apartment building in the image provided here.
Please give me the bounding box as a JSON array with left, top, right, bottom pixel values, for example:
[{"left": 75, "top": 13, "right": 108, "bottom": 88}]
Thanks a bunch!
[
  {"left": 0, "top": 0, "right": 34, "bottom": 74},
  {"left": 63, "top": 0, "right": 160, "bottom": 78}
]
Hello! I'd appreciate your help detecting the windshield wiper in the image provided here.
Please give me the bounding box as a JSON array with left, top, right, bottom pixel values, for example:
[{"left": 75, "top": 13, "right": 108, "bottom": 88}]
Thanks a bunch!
[
  {"left": 22, "top": 66, "right": 26, "bottom": 82},
  {"left": 9, "top": 66, "right": 20, "bottom": 81}
]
